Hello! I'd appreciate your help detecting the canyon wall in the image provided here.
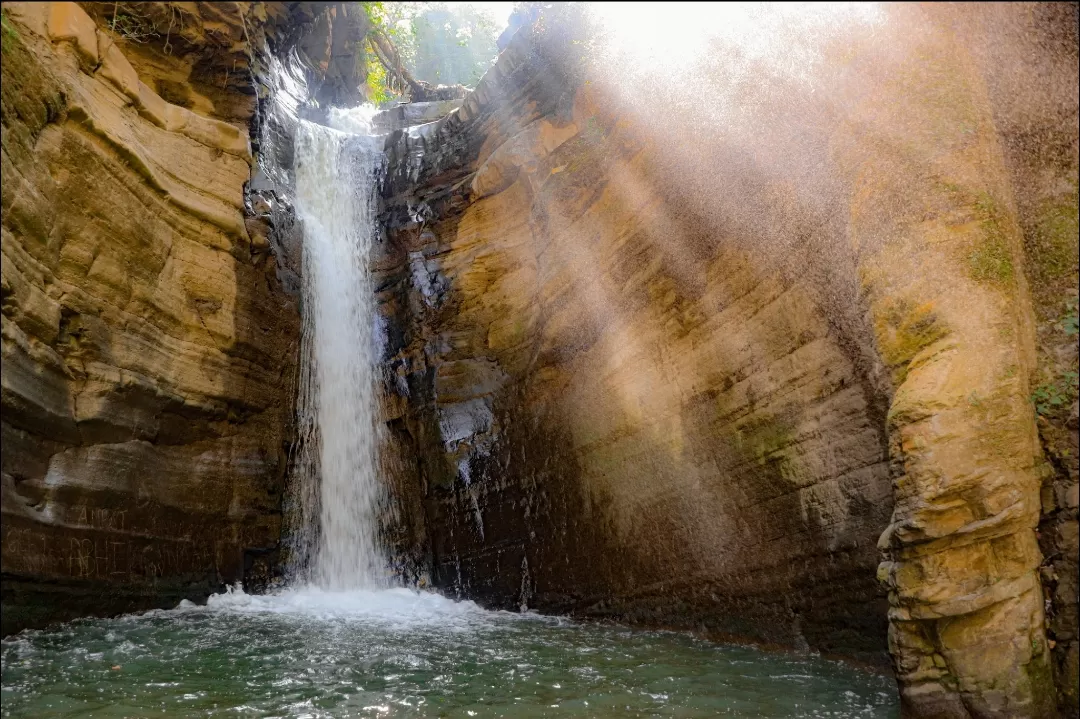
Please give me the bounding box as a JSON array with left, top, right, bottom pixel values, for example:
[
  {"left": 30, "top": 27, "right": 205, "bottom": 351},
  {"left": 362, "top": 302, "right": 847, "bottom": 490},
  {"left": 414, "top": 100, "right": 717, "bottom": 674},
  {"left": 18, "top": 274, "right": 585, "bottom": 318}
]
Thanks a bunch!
[
  {"left": 376, "top": 5, "right": 1076, "bottom": 716},
  {"left": 2, "top": 2, "right": 1075, "bottom": 716},
  {"left": 0, "top": 0, "right": 368, "bottom": 635}
]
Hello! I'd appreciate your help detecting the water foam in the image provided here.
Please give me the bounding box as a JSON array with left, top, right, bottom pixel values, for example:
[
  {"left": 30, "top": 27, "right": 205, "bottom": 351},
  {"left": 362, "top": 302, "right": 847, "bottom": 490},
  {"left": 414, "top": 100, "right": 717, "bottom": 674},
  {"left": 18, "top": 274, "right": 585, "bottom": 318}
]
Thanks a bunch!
[{"left": 194, "top": 585, "right": 493, "bottom": 627}]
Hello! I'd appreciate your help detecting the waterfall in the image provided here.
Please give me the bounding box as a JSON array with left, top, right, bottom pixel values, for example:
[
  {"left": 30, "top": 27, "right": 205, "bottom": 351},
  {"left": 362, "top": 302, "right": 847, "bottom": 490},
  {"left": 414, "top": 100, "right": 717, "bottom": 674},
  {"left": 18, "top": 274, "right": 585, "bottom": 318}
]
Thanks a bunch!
[{"left": 288, "top": 115, "right": 388, "bottom": 590}]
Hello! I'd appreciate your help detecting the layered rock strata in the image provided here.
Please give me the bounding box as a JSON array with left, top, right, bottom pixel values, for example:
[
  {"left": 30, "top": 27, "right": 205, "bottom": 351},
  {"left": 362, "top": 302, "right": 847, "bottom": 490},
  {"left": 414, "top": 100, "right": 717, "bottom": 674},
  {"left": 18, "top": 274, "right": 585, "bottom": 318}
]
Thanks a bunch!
[
  {"left": 2, "top": 1, "right": 1075, "bottom": 715},
  {"left": 0, "top": 1, "right": 311, "bottom": 635},
  {"left": 374, "top": 5, "right": 1074, "bottom": 716}
]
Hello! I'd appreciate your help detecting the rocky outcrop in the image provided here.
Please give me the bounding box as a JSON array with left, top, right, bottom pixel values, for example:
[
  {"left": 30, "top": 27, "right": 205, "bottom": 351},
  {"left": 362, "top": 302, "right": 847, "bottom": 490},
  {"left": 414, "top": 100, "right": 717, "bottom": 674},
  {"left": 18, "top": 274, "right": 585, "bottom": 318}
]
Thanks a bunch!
[
  {"left": 0, "top": 0, "right": 400, "bottom": 635},
  {"left": 0, "top": 1, "right": 306, "bottom": 635},
  {"left": 378, "top": 35, "right": 895, "bottom": 667},
  {"left": 74, "top": 1, "right": 372, "bottom": 121},
  {"left": 372, "top": 100, "right": 464, "bottom": 134},
  {"left": 375, "top": 5, "right": 1075, "bottom": 715},
  {"left": 944, "top": 6, "right": 1079, "bottom": 715},
  {"left": 2, "top": 1, "right": 1075, "bottom": 715}
]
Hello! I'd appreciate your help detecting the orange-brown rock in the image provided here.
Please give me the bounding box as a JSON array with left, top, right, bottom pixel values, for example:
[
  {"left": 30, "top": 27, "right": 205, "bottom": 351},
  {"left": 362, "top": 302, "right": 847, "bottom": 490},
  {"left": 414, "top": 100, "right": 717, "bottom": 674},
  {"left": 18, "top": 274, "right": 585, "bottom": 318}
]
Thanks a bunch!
[
  {"left": 376, "top": 4, "right": 1074, "bottom": 716},
  {"left": 1, "top": 0, "right": 397, "bottom": 635},
  {"left": 0, "top": 1, "right": 299, "bottom": 634},
  {"left": 943, "top": 6, "right": 1079, "bottom": 714}
]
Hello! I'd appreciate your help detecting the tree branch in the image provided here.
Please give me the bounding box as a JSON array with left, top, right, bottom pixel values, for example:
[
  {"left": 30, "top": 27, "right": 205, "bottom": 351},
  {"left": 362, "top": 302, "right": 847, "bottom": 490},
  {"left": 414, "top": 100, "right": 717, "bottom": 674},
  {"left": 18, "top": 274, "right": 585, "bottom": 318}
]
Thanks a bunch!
[{"left": 368, "top": 28, "right": 425, "bottom": 98}]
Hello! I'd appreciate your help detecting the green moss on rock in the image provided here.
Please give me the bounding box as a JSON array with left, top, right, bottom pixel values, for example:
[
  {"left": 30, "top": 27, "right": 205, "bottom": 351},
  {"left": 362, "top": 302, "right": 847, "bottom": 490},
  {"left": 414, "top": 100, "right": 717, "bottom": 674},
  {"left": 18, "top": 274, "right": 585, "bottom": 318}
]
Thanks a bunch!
[
  {"left": 967, "top": 193, "right": 1015, "bottom": 285},
  {"left": 874, "top": 296, "right": 950, "bottom": 386},
  {"left": 1028, "top": 187, "right": 1080, "bottom": 289}
]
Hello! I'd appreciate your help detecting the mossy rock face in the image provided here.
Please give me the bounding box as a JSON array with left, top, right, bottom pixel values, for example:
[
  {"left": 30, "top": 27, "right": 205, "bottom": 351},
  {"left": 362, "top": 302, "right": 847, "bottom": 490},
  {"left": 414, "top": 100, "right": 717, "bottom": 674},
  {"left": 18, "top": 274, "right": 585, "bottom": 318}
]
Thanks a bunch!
[
  {"left": 967, "top": 194, "right": 1015, "bottom": 285},
  {"left": 1, "top": 8, "right": 19, "bottom": 53},
  {"left": 935, "top": 183, "right": 1019, "bottom": 287},
  {"left": 737, "top": 413, "right": 795, "bottom": 468},
  {"left": 874, "top": 296, "right": 950, "bottom": 386},
  {"left": 1028, "top": 185, "right": 1080, "bottom": 292}
]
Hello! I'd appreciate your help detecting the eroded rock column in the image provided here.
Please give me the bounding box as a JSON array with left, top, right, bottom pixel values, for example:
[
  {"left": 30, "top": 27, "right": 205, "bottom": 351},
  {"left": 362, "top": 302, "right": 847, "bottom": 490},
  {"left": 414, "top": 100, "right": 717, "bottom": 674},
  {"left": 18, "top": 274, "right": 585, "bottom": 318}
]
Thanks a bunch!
[{"left": 837, "top": 7, "right": 1055, "bottom": 716}]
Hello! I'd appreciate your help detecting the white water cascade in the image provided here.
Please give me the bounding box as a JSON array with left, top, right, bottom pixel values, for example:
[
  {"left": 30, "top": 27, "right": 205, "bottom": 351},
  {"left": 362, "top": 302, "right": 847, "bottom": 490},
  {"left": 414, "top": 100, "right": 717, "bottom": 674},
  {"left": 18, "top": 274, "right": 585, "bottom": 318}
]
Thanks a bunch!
[{"left": 289, "top": 111, "right": 388, "bottom": 590}]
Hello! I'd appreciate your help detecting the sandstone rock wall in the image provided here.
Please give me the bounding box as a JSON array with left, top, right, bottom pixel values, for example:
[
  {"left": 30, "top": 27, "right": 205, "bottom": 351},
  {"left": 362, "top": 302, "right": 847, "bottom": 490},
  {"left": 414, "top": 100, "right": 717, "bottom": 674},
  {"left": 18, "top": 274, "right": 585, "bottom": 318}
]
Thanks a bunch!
[
  {"left": 2, "top": 1, "right": 1074, "bottom": 714},
  {"left": 378, "top": 2, "right": 898, "bottom": 657},
  {"left": 946, "top": 6, "right": 1079, "bottom": 714},
  {"left": 1, "top": 0, "right": 408, "bottom": 635},
  {"left": 0, "top": 1, "right": 302, "bottom": 634},
  {"left": 376, "top": 5, "right": 1074, "bottom": 715}
]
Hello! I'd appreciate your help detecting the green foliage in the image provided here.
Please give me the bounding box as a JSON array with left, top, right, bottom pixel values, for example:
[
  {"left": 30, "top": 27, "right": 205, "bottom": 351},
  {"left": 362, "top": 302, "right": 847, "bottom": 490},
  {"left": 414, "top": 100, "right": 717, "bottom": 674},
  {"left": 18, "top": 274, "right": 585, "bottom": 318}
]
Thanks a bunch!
[
  {"left": 360, "top": 1, "right": 385, "bottom": 27},
  {"left": 373, "top": 2, "right": 420, "bottom": 67},
  {"left": 359, "top": 2, "right": 411, "bottom": 104},
  {"left": 360, "top": 2, "right": 503, "bottom": 103},
  {"left": 360, "top": 2, "right": 593, "bottom": 102},
  {"left": 1030, "top": 297, "right": 1079, "bottom": 419},
  {"left": 365, "top": 53, "right": 394, "bottom": 106},
  {"left": 1032, "top": 371, "right": 1079, "bottom": 417},
  {"left": 524, "top": 2, "right": 598, "bottom": 83},
  {"left": 1062, "top": 297, "right": 1079, "bottom": 337},
  {"left": 409, "top": 3, "right": 500, "bottom": 87}
]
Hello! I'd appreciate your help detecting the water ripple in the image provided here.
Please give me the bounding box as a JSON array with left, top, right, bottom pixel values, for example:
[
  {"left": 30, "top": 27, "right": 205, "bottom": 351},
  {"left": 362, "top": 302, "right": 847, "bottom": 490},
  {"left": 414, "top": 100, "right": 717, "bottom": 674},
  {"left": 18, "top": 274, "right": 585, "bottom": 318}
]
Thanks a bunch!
[{"left": 1, "top": 586, "right": 898, "bottom": 718}]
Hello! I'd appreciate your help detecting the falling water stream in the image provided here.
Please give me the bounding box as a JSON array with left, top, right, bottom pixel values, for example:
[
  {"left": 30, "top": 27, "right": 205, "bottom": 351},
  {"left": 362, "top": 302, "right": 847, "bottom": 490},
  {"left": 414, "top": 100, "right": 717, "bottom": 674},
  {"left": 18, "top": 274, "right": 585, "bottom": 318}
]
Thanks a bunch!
[
  {"left": 289, "top": 113, "right": 388, "bottom": 590},
  {"left": 0, "top": 113, "right": 899, "bottom": 719}
]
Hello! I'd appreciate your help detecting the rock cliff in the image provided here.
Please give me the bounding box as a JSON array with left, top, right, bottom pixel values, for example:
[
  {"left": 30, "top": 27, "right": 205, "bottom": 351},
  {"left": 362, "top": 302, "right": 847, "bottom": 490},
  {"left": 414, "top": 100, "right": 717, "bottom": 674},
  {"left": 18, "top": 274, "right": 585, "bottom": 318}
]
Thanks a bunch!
[
  {"left": 2, "top": 2, "right": 1076, "bottom": 716},
  {"left": 373, "top": 5, "right": 1077, "bottom": 716},
  {"left": 946, "top": 6, "right": 1079, "bottom": 712},
  {"left": 0, "top": 0, "right": 369, "bottom": 634}
]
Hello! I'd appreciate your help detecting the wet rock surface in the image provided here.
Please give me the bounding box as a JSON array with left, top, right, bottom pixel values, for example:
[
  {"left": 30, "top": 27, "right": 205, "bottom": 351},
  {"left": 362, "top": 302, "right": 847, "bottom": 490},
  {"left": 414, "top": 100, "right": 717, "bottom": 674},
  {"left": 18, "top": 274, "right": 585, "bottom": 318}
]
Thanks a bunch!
[
  {"left": 951, "top": 6, "right": 1080, "bottom": 715},
  {"left": 377, "top": 4, "right": 897, "bottom": 660},
  {"left": 375, "top": 5, "right": 1076, "bottom": 716},
  {"left": 1, "top": 2, "right": 1075, "bottom": 716},
  {"left": 372, "top": 100, "right": 464, "bottom": 134}
]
